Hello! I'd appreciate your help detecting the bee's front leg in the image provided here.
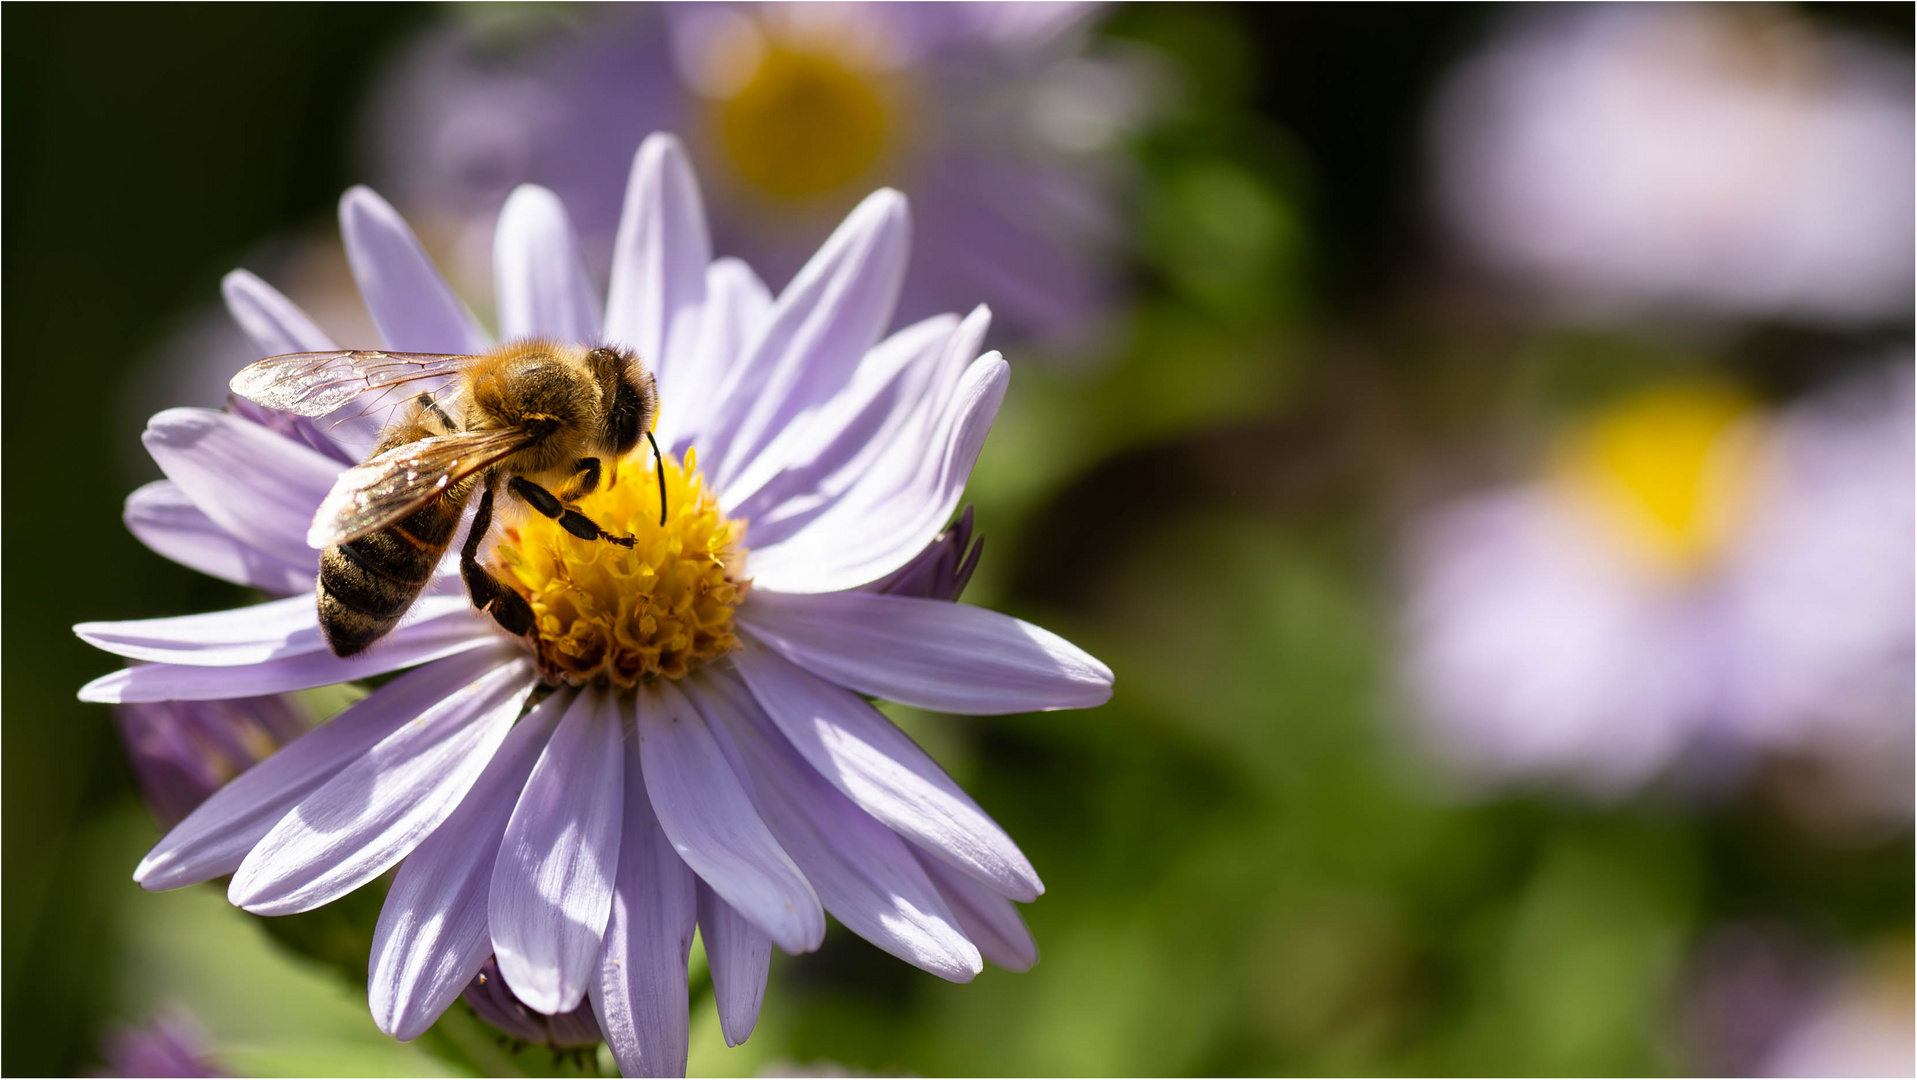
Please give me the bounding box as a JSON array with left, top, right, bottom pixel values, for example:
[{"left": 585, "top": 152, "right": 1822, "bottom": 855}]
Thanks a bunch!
[
  {"left": 556, "top": 457, "right": 601, "bottom": 502},
  {"left": 506, "top": 475, "right": 637, "bottom": 548}
]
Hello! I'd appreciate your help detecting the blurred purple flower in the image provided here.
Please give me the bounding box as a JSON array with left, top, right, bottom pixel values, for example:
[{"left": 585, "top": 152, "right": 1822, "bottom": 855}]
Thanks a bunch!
[
  {"left": 1678, "top": 924, "right": 1830, "bottom": 1076},
  {"left": 1430, "top": 5, "right": 1914, "bottom": 323},
  {"left": 95, "top": 1012, "right": 222, "bottom": 1078},
  {"left": 116, "top": 695, "right": 308, "bottom": 830},
  {"left": 463, "top": 956, "right": 603, "bottom": 1049},
  {"left": 1761, "top": 937, "right": 1914, "bottom": 1077},
  {"left": 1400, "top": 365, "right": 1913, "bottom": 797},
  {"left": 76, "top": 134, "right": 1099, "bottom": 1076},
  {"left": 367, "top": 2, "right": 1142, "bottom": 346}
]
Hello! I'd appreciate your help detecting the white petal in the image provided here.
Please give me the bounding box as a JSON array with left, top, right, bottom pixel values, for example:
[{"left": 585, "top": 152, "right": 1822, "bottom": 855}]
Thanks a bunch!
[
  {"left": 696, "top": 883, "right": 770, "bottom": 1048},
  {"left": 369, "top": 689, "right": 571, "bottom": 1041},
  {"left": 142, "top": 407, "right": 341, "bottom": 570},
  {"left": 339, "top": 185, "right": 490, "bottom": 353},
  {"left": 123, "top": 480, "right": 313, "bottom": 596},
  {"left": 740, "top": 589, "right": 1112, "bottom": 714},
  {"left": 912, "top": 847, "right": 1038, "bottom": 972},
  {"left": 75, "top": 594, "right": 470, "bottom": 667},
  {"left": 733, "top": 641, "right": 1043, "bottom": 902},
  {"left": 721, "top": 312, "right": 959, "bottom": 539},
  {"left": 605, "top": 134, "right": 710, "bottom": 381},
  {"left": 703, "top": 190, "right": 911, "bottom": 489},
  {"left": 133, "top": 646, "right": 514, "bottom": 890},
  {"left": 221, "top": 269, "right": 337, "bottom": 356},
  {"left": 744, "top": 354, "right": 1007, "bottom": 594},
  {"left": 589, "top": 715, "right": 698, "bottom": 1077},
  {"left": 659, "top": 258, "right": 772, "bottom": 453},
  {"left": 495, "top": 184, "right": 602, "bottom": 343},
  {"left": 229, "top": 657, "right": 535, "bottom": 915},
  {"left": 636, "top": 681, "right": 824, "bottom": 954},
  {"left": 492, "top": 689, "right": 625, "bottom": 1015},
  {"left": 696, "top": 675, "right": 980, "bottom": 981},
  {"left": 79, "top": 615, "right": 494, "bottom": 703}
]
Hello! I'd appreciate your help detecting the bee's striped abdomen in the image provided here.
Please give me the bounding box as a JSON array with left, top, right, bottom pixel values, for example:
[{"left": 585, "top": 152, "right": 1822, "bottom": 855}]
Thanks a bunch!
[{"left": 316, "top": 490, "right": 469, "bottom": 656}]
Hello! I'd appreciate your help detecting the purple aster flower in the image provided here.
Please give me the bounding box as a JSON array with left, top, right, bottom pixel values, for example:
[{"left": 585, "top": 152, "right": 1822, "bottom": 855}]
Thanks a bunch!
[
  {"left": 1399, "top": 366, "right": 1913, "bottom": 797},
  {"left": 1429, "top": 4, "right": 1914, "bottom": 323},
  {"left": 115, "top": 694, "right": 309, "bottom": 830},
  {"left": 366, "top": 2, "right": 1139, "bottom": 345},
  {"left": 462, "top": 956, "right": 603, "bottom": 1050},
  {"left": 76, "top": 133, "right": 1104, "bottom": 1077}
]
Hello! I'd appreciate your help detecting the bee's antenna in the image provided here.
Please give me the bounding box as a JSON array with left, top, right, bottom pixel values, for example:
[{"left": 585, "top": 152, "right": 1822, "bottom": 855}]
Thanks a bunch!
[{"left": 647, "top": 430, "right": 668, "bottom": 526}]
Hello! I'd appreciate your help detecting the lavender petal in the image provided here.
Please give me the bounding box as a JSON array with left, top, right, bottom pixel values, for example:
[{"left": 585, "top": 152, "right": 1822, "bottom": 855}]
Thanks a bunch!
[
  {"left": 605, "top": 134, "right": 710, "bottom": 387},
  {"left": 141, "top": 407, "right": 340, "bottom": 569},
  {"left": 492, "top": 689, "right": 625, "bottom": 1015},
  {"left": 636, "top": 681, "right": 824, "bottom": 954},
  {"left": 732, "top": 641, "right": 1042, "bottom": 902},
  {"left": 696, "top": 675, "right": 980, "bottom": 982},
  {"left": 739, "top": 588, "right": 1111, "bottom": 714},
  {"left": 339, "top": 185, "right": 490, "bottom": 354},
  {"left": 722, "top": 313, "right": 958, "bottom": 541},
  {"left": 704, "top": 190, "right": 911, "bottom": 488},
  {"left": 744, "top": 354, "right": 1007, "bottom": 595},
  {"left": 589, "top": 711, "right": 698, "bottom": 1077},
  {"left": 659, "top": 258, "right": 771, "bottom": 453},
  {"left": 696, "top": 882, "right": 770, "bottom": 1048},
  {"left": 228, "top": 658, "right": 535, "bottom": 915},
  {"left": 220, "top": 269, "right": 337, "bottom": 354},
  {"left": 369, "top": 689, "right": 570, "bottom": 1041},
  {"left": 911, "top": 846, "right": 1038, "bottom": 972},
  {"left": 495, "top": 184, "right": 602, "bottom": 343},
  {"left": 123, "top": 480, "right": 313, "bottom": 597},
  {"left": 80, "top": 617, "right": 495, "bottom": 704},
  {"left": 133, "top": 647, "right": 513, "bottom": 890}
]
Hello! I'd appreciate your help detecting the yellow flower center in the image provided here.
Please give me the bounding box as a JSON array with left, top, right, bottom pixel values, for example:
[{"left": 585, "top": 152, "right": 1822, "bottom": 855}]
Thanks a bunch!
[
  {"left": 493, "top": 447, "right": 747, "bottom": 687},
  {"left": 1554, "top": 383, "right": 1765, "bottom": 572},
  {"left": 712, "top": 41, "right": 895, "bottom": 203}
]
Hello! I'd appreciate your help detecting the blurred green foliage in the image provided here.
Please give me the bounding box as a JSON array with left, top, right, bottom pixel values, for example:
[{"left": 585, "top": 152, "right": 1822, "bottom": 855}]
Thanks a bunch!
[{"left": 4, "top": 4, "right": 1908, "bottom": 1078}]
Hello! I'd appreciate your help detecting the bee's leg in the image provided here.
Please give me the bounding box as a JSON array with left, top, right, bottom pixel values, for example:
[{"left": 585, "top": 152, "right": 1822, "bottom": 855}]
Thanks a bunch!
[
  {"left": 461, "top": 481, "right": 535, "bottom": 636},
  {"left": 416, "top": 393, "right": 457, "bottom": 435},
  {"left": 555, "top": 457, "right": 601, "bottom": 502},
  {"left": 507, "top": 475, "right": 638, "bottom": 548}
]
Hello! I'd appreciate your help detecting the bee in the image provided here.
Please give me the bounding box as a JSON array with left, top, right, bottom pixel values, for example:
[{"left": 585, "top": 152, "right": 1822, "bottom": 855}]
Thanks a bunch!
[{"left": 229, "top": 341, "right": 664, "bottom": 657}]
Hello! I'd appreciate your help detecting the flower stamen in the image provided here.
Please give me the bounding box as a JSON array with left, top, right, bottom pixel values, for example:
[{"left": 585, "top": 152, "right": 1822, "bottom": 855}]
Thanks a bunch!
[{"left": 494, "top": 446, "right": 747, "bottom": 687}]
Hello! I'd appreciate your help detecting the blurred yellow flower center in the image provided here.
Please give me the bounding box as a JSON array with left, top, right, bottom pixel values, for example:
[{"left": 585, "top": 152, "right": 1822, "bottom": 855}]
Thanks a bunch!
[
  {"left": 714, "top": 43, "right": 893, "bottom": 202},
  {"left": 494, "top": 447, "right": 746, "bottom": 687},
  {"left": 1555, "top": 383, "right": 1764, "bottom": 572}
]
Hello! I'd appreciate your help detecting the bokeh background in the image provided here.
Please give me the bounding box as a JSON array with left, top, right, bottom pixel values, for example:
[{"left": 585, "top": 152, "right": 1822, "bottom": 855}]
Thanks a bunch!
[{"left": 5, "top": 3, "right": 1912, "bottom": 1076}]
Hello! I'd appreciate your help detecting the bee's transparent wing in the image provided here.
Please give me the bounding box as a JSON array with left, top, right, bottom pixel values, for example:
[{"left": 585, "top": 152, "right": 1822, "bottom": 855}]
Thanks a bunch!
[
  {"left": 231, "top": 351, "right": 478, "bottom": 417},
  {"left": 309, "top": 427, "right": 531, "bottom": 548}
]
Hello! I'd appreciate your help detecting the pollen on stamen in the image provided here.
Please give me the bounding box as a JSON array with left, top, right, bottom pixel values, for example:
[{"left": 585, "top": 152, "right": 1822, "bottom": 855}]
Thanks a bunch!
[{"left": 492, "top": 446, "right": 748, "bottom": 687}]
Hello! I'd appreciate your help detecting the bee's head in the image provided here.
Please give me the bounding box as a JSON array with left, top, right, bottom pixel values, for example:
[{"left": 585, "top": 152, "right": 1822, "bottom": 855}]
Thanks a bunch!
[{"left": 589, "top": 346, "right": 658, "bottom": 455}]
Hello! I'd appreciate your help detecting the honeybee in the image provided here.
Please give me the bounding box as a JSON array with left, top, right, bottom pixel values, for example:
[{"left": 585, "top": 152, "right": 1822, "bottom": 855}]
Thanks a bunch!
[{"left": 230, "top": 340, "right": 663, "bottom": 656}]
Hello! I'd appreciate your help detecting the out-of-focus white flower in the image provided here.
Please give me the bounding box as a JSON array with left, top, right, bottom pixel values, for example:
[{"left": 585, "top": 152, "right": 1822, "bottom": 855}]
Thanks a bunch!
[
  {"left": 1430, "top": 5, "right": 1914, "bottom": 323},
  {"left": 1401, "top": 364, "right": 1913, "bottom": 798}
]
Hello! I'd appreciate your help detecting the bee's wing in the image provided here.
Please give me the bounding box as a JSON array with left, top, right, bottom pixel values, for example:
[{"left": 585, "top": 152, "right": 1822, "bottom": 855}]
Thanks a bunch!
[
  {"left": 231, "top": 350, "right": 478, "bottom": 417},
  {"left": 309, "top": 427, "right": 532, "bottom": 548}
]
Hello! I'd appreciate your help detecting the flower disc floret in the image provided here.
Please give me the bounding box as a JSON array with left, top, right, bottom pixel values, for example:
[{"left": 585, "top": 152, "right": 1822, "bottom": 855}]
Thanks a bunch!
[{"left": 495, "top": 446, "right": 746, "bottom": 686}]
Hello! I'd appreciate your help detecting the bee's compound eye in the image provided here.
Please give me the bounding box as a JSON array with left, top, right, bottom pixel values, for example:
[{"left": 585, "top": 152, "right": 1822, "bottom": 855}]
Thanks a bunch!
[{"left": 608, "top": 374, "right": 645, "bottom": 454}]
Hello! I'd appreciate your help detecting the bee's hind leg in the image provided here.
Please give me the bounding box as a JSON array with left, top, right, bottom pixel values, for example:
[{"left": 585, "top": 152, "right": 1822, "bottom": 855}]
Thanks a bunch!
[
  {"left": 507, "top": 475, "right": 637, "bottom": 549},
  {"left": 461, "top": 481, "right": 535, "bottom": 636}
]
